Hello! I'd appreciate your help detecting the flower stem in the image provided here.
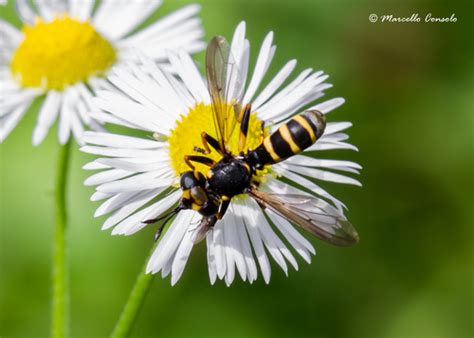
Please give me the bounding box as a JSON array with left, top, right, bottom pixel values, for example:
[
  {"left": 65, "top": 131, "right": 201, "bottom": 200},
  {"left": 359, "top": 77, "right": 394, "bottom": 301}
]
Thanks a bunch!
[
  {"left": 52, "top": 139, "right": 72, "bottom": 338},
  {"left": 110, "top": 247, "right": 156, "bottom": 338}
]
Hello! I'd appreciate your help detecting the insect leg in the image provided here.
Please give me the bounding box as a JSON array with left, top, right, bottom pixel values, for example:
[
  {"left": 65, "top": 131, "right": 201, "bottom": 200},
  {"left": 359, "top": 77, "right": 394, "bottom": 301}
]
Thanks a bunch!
[
  {"left": 216, "top": 197, "right": 231, "bottom": 219},
  {"left": 153, "top": 213, "right": 176, "bottom": 241},
  {"left": 259, "top": 120, "right": 265, "bottom": 143},
  {"left": 238, "top": 104, "right": 252, "bottom": 152},
  {"left": 194, "top": 132, "right": 223, "bottom": 155},
  {"left": 184, "top": 155, "right": 216, "bottom": 170},
  {"left": 142, "top": 206, "right": 183, "bottom": 241}
]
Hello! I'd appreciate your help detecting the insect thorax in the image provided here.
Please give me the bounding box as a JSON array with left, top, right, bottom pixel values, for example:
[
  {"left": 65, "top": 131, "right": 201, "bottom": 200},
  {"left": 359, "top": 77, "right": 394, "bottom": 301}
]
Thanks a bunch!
[{"left": 208, "top": 157, "right": 252, "bottom": 198}]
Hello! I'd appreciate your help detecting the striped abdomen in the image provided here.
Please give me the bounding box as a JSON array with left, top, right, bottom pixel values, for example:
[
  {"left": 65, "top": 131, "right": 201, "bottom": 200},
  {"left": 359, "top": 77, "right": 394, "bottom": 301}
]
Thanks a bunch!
[{"left": 248, "top": 110, "right": 326, "bottom": 167}]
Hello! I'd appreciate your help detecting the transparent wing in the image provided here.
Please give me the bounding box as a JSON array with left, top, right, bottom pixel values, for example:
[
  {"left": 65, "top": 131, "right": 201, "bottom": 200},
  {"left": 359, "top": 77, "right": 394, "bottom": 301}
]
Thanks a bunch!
[
  {"left": 206, "top": 35, "right": 245, "bottom": 151},
  {"left": 192, "top": 216, "right": 217, "bottom": 244},
  {"left": 250, "top": 189, "right": 359, "bottom": 246}
]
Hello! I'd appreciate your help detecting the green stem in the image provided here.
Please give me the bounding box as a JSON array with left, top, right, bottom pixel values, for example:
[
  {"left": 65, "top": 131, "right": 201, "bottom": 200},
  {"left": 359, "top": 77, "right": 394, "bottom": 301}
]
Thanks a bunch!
[
  {"left": 110, "top": 247, "right": 156, "bottom": 338},
  {"left": 51, "top": 139, "right": 72, "bottom": 338}
]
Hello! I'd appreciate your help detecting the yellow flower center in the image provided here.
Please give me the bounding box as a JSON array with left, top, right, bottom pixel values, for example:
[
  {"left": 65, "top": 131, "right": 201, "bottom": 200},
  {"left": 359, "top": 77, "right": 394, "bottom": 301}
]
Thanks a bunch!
[
  {"left": 10, "top": 16, "right": 116, "bottom": 90},
  {"left": 169, "top": 103, "right": 268, "bottom": 176}
]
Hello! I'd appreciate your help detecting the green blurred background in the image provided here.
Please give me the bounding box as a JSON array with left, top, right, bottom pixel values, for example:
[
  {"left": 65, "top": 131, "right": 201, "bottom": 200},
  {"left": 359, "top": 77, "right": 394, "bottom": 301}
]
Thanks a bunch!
[{"left": 1, "top": 0, "right": 473, "bottom": 337}]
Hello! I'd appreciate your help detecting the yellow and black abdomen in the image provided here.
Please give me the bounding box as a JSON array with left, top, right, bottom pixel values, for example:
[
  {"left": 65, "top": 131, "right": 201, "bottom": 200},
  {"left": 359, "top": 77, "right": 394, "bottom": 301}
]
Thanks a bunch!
[{"left": 248, "top": 110, "right": 326, "bottom": 167}]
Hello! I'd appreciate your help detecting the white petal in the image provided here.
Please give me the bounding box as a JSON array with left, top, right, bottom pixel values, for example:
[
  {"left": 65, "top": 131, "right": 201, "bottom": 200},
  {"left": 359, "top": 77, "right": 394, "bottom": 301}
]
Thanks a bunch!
[
  {"left": 95, "top": 190, "right": 142, "bottom": 218},
  {"left": 252, "top": 59, "right": 297, "bottom": 110},
  {"left": 14, "top": 0, "right": 36, "bottom": 24},
  {"left": 124, "top": 18, "right": 202, "bottom": 52},
  {"left": 260, "top": 76, "right": 330, "bottom": 123},
  {"left": 83, "top": 160, "right": 110, "bottom": 170},
  {"left": 308, "top": 97, "right": 345, "bottom": 114},
  {"left": 160, "top": 253, "right": 174, "bottom": 279},
  {"left": 96, "top": 158, "right": 169, "bottom": 173},
  {"left": 239, "top": 200, "right": 271, "bottom": 284},
  {"left": 90, "top": 191, "right": 111, "bottom": 201},
  {"left": 283, "top": 163, "right": 362, "bottom": 186},
  {"left": 243, "top": 31, "right": 274, "bottom": 104},
  {"left": 75, "top": 95, "right": 92, "bottom": 125},
  {"left": 239, "top": 40, "right": 251, "bottom": 89},
  {"left": 121, "top": 4, "right": 199, "bottom": 43},
  {"left": 0, "top": 19, "right": 22, "bottom": 46},
  {"left": 67, "top": 91, "right": 85, "bottom": 145},
  {"left": 135, "top": 35, "right": 205, "bottom": 60},
  {"left": 0, "top": 80, "right": 21, "bottom": 95},
  {"left": 89, "top": 77, "right": 115, "bottom": 92},
  {"left": 83, "top": 131, "right": 164, "bottom": 149},
  {"left": 274, "top": 168, "right": 347, "bottom": 212},
  {"left": 171, "top": 212, "right": 200, "bottom": 285},
  {"left": 1, "top": 89, "right": 39, "bottom": 116},
  {"left": 206, "top": 233, "right": 217, "bottom": 285},
  {"left": 68, "top": 0, "right": 94, "bottom": 21},
  {"left": 90, "top": 111, "right": 142, "bottom": 131},
  {"left": 232, "top": 205, "right": 258, "bottom": 283},
  {"left": 225, "top": 210, "right": 248, "bottom": 282},
  {"left": 285, "top": 155, "right": 362, "bottom": 172},
  {"left": 264, "top": 178, "right": 344, "bottom": 218},
  {"left": 171, "top": 50, "right": 209, "bottom": 104},
  {"left": 322, "top": 132, "right": 349, "bottom": 142},
  {"left": 212, "top": 220, "right": 227, "bottom": 280},
  {"left": 93, "top": 158, "right": 168, "bottom": 177},
  {"left": 33, "top": 0, "right": 66, "bottom": 21},
  {"left": 33, "top": 91, "right": 62, "bottom": 146},
  {"left": 146, "top": 210, "right": 194, "bottom": 274},
  {"left": 249, "top": 198, "right": 298, "bottom": 273},
  {"left": 93, "top": 0, "right": 162, "bottom": 40},
  {"left": 107, "top": 63, "right": 178, "bottom": 129},
  {"left": 133, "top": 55, "right": 190, "bottom": 114},
  {"left": 266, "top": 209, "right": 315, "bottom": 262},
  {"left": 75, "top": 82, "right": 100, "bottom": 119},
  {"left": 103, "top": 188, "right": 173, "bottom": 231},
  {"left": 256, "top": 68, "right": 314, "bottom": 118},
  {"left": 85, "top": 168, "right": 131, "bottom": 186},
  {"left": 92, "top": 91, "right": 169, "bottom": 134},
  {"left": 226, "top": 21, "right": 246, "bottom": 102},
  {"left": 97, "top": 174, "right": 172, "bottom": 193},
  {"left": 111, "top": 189, "right": 180, "bottom": 235},
  {"left": 0, "top": 100, "right": 31, "bottom": 142},
  {"left": 325, "top": 121, "right": 352, "bottom": 135},
  {"left": 222, "top": 216, "right": 235, "bottom": 285},
  {"left": 80, "top": 145, "right": 166, "bottom": 159},
  {"left": 307, "top": 140, "right": 359, "bottom": 152}
]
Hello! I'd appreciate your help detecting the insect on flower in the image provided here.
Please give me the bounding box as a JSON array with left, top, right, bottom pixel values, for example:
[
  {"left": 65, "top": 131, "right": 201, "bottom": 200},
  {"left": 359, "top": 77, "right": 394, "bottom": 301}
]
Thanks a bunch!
[
  {"left": 144, "top": 36, "right": 359, "bottom": 247},
  {"left": 83, "top": 22, "right": 361, "bottom": 284}
]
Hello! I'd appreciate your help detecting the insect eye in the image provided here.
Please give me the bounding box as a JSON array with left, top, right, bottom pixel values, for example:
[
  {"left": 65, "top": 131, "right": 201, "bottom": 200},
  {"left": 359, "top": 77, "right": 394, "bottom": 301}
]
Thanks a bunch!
[{"left": 180, "top": 171, "right": 197, "bottom": 189}]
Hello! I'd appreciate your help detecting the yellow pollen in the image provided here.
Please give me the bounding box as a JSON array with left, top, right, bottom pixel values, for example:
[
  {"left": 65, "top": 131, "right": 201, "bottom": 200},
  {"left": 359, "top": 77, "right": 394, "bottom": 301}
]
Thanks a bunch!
[
  {"left": 10, "top": 16, "right": 116, "bottom": 90},
  {"left": 169, "top": 103, "right": 268, "bottom": 176}
]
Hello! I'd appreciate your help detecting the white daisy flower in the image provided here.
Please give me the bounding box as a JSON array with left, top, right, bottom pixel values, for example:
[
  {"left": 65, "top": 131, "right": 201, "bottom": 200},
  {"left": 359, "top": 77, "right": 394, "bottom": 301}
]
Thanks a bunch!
[
  {"left": 82, "top": 22, "right": 361, "bottom": 286},
  {"left": 0, "top": 0, "right": 204, "bottom": 145}
]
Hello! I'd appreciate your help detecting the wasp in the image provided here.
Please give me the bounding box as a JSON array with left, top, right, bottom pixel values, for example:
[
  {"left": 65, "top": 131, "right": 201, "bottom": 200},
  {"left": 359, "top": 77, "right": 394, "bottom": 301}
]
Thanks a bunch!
[{"left": 145, "top": 36, "right": 359, "bottom": 246}]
